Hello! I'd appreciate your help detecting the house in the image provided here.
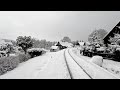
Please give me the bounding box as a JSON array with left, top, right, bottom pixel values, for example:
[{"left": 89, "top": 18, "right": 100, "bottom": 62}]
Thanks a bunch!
[
  {"left": 56, "top": 41, "right": 73, "bottom": 49},
  {"left": 50, "top": 46, "right": 59, "bottom": 52},
  {"left": 78, "top": 41, "right": 85, "bottom": 46},
  {"left": 50, "top": 41, "right": 73, "bottom": 52},
  {"left": 103, "top": 21, "right": 120, "bottom": 46}
]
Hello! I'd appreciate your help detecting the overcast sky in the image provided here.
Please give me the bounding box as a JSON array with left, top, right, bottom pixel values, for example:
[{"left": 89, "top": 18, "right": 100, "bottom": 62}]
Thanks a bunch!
[{"left": 0, "top": 11, "right": 120, "bottom": 41}]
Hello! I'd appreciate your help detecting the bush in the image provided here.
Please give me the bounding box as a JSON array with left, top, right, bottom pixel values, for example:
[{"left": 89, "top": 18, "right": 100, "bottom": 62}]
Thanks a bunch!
[
  {"left": 27, "top": 48, "right": 46, "bottom": 58},
  {"left": 0, "top": 56, "right": 20, "bottom": 75},
  {"left": 18, "top": 53, "right": 31, "bottom": 63},
  {"left": 0, "top": 53, "right": 32, "bottom": 75},
  {"left": 0, "top": 48, "right": 46, "bottom": 76}
]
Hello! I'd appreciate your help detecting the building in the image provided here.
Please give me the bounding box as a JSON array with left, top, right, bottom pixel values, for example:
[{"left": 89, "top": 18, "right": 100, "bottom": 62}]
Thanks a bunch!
[
  {"left": 50, "top": 46, "right": 59, "bottom": 52},
  {"left": 78, "top": 41, "right": 85, "bottom": 46},
  {"left": 103, "top": 21, "right": 120, "bottom": 46},
  {"left": 55, "top": 41, "right": 73, "bottom": 48},
  {"left": 50, "top": 41, "right": 73, "bottom": 52}
]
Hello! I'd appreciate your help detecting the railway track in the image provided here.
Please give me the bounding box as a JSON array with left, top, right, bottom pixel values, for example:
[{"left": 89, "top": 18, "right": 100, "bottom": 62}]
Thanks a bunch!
[
  {"left": 64, "top": 48, "right": 119, "bottom": 79},
  {"left": 64, "top": 49, "right": 91, "bottom": 79}
]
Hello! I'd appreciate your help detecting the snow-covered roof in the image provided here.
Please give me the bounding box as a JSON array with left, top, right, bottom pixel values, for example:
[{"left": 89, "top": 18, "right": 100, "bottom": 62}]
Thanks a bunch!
[
  {"left": 78, "top": 42, "right": 85, "bottom": 46},
  {"left": 51, "top": 46, "right": 58, "bottom": 49},
  {"left": 58, "top": 41, "right": 73, "bottom": 47},
  {"left": 96, "top": 47, "right": 106, "bottom": 51},
  {"left": 27, "top": 48, "right": 43, "bottom": 52}
]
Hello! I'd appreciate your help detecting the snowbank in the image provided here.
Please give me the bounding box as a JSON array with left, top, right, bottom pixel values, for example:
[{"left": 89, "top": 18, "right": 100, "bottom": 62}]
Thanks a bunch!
[{"left": 90, "top": 56, "right": 103, "bottom": 67}]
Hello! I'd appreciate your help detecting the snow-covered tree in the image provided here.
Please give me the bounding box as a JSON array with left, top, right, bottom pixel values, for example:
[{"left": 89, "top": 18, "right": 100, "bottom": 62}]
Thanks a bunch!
[
  {"left": 16, "top": 36, "right": 33, "bottom": 54},
  {"left": 88, "top": 29, "right": 108, "bottom": 43}
]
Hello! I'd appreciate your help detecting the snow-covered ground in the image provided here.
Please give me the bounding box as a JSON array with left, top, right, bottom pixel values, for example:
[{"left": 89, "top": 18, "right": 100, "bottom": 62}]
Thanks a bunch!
[
  {"left": 1, "top": 47, "right": 119, "bottom": 79},
  {"left": 65, "top": 49, "right": 91, "bottom": 79},
  {"left": 73, "top": 48, "right": 120, "bottom": 78},
  {"left": 0, "top": 50, "right": 70, "bottom": 79}
]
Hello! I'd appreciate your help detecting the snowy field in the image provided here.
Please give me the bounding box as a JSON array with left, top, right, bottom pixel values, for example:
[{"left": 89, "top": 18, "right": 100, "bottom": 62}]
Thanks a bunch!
[
  {"left": 0, "top": 50, "right": 70, "bottom": 79},
  {"left": 73, "top": 48, "right": 120, "bottom": 78}
]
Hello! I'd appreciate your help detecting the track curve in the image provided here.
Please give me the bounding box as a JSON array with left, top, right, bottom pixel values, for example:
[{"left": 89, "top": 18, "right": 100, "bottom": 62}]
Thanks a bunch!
[
  {"left": 64, "top": 49, "right": 91, "bottom": 79},
  {"left": 64, "top": 48, "right": 119, "bottom": 79}
]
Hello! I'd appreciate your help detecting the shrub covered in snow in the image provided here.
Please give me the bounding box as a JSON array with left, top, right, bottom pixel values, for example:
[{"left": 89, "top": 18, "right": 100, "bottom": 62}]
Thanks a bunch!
[
  {"left": 90, "top": 56, "right": 103, "bottom": 67},
  {"left": 27, "top": 48, "right": 46, "bottom": 58},
  {"left": 18, "top": 53, "right": 31, "bottom": 63},
  {"left": 0, "top": 56, "right": 20, "bottom": 75}
]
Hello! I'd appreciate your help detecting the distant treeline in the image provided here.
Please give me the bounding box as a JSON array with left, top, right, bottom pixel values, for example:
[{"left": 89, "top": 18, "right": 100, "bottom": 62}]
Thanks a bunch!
[{"left": 31, "top": 38, "right": 57, "bottom": 50}]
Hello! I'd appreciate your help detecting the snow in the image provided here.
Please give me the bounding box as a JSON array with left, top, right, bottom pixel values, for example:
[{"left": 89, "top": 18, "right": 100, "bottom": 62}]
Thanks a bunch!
[
  {"left": 96, "top": 47, "right": 106, "bottom": 51},
  {"left": 70, "top": 48, "right": 118, "bottom": 79},
  {"left": 65, "top": 49, "right": 90, "bottom": 79},
  {"left": 50, "top": 46, "right": 58, "bottom": 50},
  {"left": 78, "top": 42, "right": 85, "bottom": 46},
  {"left": 1, "top": 46, "right": 119, "bottom": 79},
  {"left": 0, "top": 50, "right": 70, "bottom": 79},
  {"left": 73, "top": 48, "right": 120, "bottom": 78},
  {"left": 34, "top": 50, "right": 71, "bottom": 79},
  {"left": 90, "top": 56, "right": 103, "bottom": 67},
  {"left": 58, "top": 41, "right": 73, "bottom": 47},
  {"left": 102, "top": 60, "right": 120, "bottom": 78}
]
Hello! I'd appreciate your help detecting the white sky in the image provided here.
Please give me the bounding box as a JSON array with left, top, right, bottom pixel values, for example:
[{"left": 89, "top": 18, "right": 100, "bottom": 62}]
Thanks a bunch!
[{"left": 0, "top": 11, "right": 120, "bottom": 41}]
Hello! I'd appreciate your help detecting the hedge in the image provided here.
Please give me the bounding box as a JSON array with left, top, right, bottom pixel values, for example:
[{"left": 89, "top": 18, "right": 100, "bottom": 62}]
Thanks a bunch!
[
  {"left": 27, "top": 48, "right": 46, "bottom": 58},
  {"left": 18, "top": 53, "right": 31, "bottom": 63},
  {"left": 0, "top": 53, "right": 31, "bottom": 75},
  {"left": 0, "top": 56, "right": 20, "bottom": 75},
  {"left": 0, "top": 48, "right": 46, "bottom": 76}
]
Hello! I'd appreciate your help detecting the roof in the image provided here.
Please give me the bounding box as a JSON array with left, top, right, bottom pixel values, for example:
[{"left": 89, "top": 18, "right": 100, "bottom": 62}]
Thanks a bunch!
[
  {"left": 51, "top": 46, "right": 58, "bottom": 49},
  {"left": 56, "top": 41, "right": 73, "bottom": 47},
  {"left": 27, "top": 48, "right": 43, "bottom": 52},
  {"left": 103, "top": 21, "right": 120, "bottom": 44},
  {"left": 78, "top": 42, "right": 85, "bottom": 46}
]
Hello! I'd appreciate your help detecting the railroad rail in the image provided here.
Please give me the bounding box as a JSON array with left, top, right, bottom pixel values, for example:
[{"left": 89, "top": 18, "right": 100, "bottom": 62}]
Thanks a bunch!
[
  {"left": 64, "top": 49, "right": 91, "bottom": 79},
  {"left": 64, "top": 48, "right": 119, "bottom": 79}
]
